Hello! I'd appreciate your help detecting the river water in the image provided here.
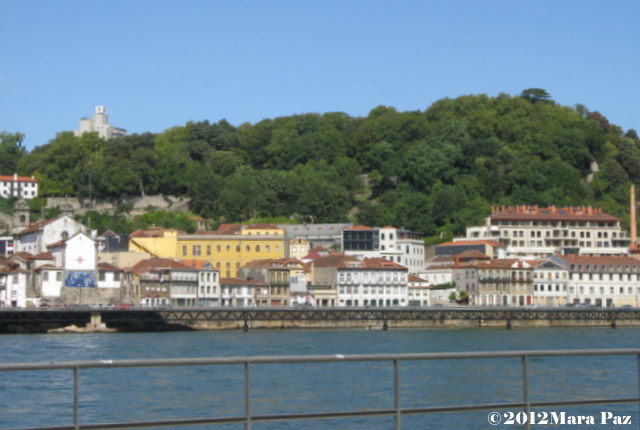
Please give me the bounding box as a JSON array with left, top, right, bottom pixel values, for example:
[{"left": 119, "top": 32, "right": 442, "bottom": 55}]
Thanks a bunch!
[{"left": 0, "top": 327, "right": 638, "bottom": 429}]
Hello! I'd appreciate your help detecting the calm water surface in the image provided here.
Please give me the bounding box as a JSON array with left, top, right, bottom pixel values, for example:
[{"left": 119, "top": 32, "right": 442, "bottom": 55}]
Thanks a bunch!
[{"left": 0, "top": 327, "right": 638, "bottom": 429}]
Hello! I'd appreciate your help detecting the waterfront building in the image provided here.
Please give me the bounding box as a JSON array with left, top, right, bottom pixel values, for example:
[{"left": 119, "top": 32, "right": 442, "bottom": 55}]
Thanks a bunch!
[
  {"left": 74, "top": 105, "right": 127, "bottom": 140},
  {"left": 335, "top": 256, "right": 408, "bottom": 307},
  {"left": 37, "top": 261, "right": 63, "bottom": 300},
  {"left": 565, "top": 255, "right": 640, "bottom": 307},
  {"left": 342, "top": 226, "right": 425, "bottom": 274},
  {"left": 407, "top": 274, "right": 431, "bottom": 306},
  {"left": 131, "top": 258, "right": 205, "bottom": 307},
  {"left": 475, "top": 258, "right": 537, "bottom": 306},
  {"left": 178, "top": 224, "right": 286, "bottom": 278},
  {"left": 220, "top": 278, "right": 264, "bottom": 307},
  {"left": 306, "top": 254, "right": 345, "bottom": 307},
  {"left": 0, "top": 174, "right": 38, "bottom": 200},
  {"left": 267, "top": 258, "right": 309, "bottom": 306},
  {"left": 0, "top": 258, "right": 27, "bottom": 307},
  {"left": 532, "top": 256, "right": 569, "bottom": 307},
  {"left": 421, "top": 250, "right": 490, "bottom": 290},
  {"left": 466, "top": 205, "right": 630, "bottom": 257}
]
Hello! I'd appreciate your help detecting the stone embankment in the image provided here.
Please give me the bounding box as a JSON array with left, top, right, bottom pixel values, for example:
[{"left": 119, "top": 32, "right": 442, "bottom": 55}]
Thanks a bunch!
[{"left": 46, "top": 195, "right": 190, "bottom": 217}]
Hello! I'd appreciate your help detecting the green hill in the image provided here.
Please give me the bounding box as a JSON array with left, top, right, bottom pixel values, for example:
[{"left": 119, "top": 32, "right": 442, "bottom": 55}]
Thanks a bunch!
[{"left": 4, "top": 89, "right": 639, "bottom": 239}]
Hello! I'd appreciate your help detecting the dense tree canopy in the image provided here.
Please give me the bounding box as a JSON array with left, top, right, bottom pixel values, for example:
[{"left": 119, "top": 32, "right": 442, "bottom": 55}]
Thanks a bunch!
[{"left": 3, "top": 90, "right": 640, "bottom": 239}]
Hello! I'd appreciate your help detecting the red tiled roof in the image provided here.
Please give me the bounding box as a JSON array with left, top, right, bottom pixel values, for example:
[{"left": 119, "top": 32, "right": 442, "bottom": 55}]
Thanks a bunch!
[
  {"left": 458, "top": 250, "right": 491, "bottom": 260},
  {"left": 179, "top": 259, "right": 216, "bottom": 270},
  {"left": 10, "top": 252, "right": 34, "bottom": 261},
  {"left": 408, "top": 274, "right": 428, "bottom": 283},
  {"left": 97, "top": 262, "right": 123, "bottom": 272},
  {"left": 362, "top": 257, "right": 407, "bottom": 270},
  {"left": 345, "top": 225, "right": 375, "bottom": 231},
  {"left": 490, "top": 205, "right": 619, "bottom": 222},
  {"left": 33, "top": 252, "right": 54, "bottom": 260},
  {"left": 130, "top": 258, "right": 195, "bottom": 275},
  {"left": 35, "top": 264, "right": 60, "bottom": 271},
  {"left": 562, "top": 255, "right": 639, "bottom": 266},
  {"left": 0, "top": 175, "right": 37, "bottom": 182},
  {"left": 310, "top": 254, "right": 359, "bottom": 268}
]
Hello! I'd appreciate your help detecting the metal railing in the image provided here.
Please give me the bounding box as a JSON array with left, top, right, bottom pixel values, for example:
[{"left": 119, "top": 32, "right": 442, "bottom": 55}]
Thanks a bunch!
[{"left": 1, "top": 348, "right": 639, "bottom": 430}]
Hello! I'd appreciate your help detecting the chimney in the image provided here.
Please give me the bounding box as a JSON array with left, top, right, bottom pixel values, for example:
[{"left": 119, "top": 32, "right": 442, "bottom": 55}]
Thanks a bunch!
[{"left": 455, "top": 253, "right": 461, "bottom": 267}]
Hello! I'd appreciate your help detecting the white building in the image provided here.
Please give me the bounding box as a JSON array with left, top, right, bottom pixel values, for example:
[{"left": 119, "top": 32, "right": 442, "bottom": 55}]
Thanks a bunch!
[
  {"left": 532, "top": 256, "right": 569, "bottom": 307},
  {"left": 0, "top": 260, "right": 27, "bottom": 307},
  {"left": 337, "top": 257, "right": 408, "bottom": 307},
  {"left": 565, "top": 255, "right": 640, "bottom": 307},
  {"left": 48, "top": 232, "right": 97, "bottom": 288},
  {"left": 197, "top": 263, "right": 220, "bottom": 306},
  {"left": 466, "top": 205, "right": 630, "bottom": 257},
  {"left": 16, "top": 215, "right": 90, "bottom": 255},
  {"left": 407, "top": 274, "right": 431, "bottom": 306},
  {"left": 74, "top": 106, "right": 127, "bottom": 140},
  {"left": 342, "top": 226, "right": 425, "bottom": 274},
  {"left": 0, "top": 174, "right": 38, "bottom": 200},
  {"left": 220, "top": 278, "right": 263, "bottom": 307}
]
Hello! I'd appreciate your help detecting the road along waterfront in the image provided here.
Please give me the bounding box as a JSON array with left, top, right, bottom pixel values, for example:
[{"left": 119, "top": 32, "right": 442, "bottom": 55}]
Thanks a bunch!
[{"left": 0, "top": 327, "right": 638, "bottom": 429}]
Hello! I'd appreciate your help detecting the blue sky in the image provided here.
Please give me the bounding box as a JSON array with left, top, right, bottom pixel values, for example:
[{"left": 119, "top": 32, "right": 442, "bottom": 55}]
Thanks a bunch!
[{"left": 2, "top": 0, "right": 639, "bottom": 150}]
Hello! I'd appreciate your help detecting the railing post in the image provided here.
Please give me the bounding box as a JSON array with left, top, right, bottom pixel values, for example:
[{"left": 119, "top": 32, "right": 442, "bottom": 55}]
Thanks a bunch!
[
  {"left": 245, "top": 362, "right": 252, "bottom": 430},
  {"left": 73, "top": 366, "right": 79, "bottom": 430},
  {"left": 394, "top": 358, "right": 401, "bottom": 430},
  {"left": 522, "top": 355, "right": 530, "bottom": 430}
]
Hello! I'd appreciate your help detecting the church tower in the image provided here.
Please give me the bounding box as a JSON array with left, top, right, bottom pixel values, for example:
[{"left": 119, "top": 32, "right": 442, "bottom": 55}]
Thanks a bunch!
[{"left": 12, "top": 199, "right": 30, "bottom": 234}]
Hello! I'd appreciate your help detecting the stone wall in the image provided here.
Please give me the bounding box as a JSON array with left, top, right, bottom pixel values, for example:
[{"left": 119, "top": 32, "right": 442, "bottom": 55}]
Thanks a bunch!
[{"left": 45, "top": 195, "right": 191, "bottom": 218}]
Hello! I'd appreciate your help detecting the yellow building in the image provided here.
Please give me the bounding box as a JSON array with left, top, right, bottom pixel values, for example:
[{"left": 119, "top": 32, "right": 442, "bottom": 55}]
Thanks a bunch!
[
  {"left": 177, "top": 224, "right": 286, "bottom": 278},
  {"left": 129, "top": 227, "right": 180, "bottom": 258}
]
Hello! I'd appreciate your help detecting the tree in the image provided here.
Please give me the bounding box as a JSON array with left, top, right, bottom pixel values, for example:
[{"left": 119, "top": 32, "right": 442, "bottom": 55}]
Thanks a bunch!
[
  {"left": 520, "top": 88, "right": 552, "bottom": 104},
  {"left": 0, "top": 132, "right": 26, "bottom": 174}
]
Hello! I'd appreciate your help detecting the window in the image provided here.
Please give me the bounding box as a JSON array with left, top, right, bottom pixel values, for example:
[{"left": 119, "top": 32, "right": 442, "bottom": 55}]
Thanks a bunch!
[
  {"left": 114, "top": 272, "right": 120, "bottom": 281},
  {"left": 56, "top": 272, "right": 62, "bottom": 281},
  {"left": 99, "top": 272, "right": 106, "bottom": 281},
  {"left": 206, "top": 245, "right": 211, "bottom": 256},
  {"left": 43, "top": 272, "right": 49, "bottom": 281},
  {"left": 182, "top": 245, "right": 187, "bottom": 256}
]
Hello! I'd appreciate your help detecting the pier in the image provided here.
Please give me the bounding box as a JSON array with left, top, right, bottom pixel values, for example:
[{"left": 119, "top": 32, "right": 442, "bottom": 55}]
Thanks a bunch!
[{"left": 0, "top": 307, "right": 639, "bottom": 332}]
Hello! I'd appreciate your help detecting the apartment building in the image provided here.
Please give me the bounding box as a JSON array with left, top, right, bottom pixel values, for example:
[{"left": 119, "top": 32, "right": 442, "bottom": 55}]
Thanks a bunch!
[
  {"left": 178, "top": 224, "right": 286, "bottom": 278},
  {"left": 466, "top": 205, "right": 630, "bottom": 257},
  {"left": 565, "top": 255, "right": 640, "bottom": 307},
  {"left": 475, "top": 258, "right": 538, "bottom": 307},
  {"left": 532, "top": 256, "right": 569, "bottom": 307},
  {"left": 342, "top": 226, "right": 425, "bottom": 274}
]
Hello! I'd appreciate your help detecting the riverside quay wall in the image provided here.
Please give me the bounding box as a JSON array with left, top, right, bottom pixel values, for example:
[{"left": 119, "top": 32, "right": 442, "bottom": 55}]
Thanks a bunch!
[{"left": 1, "top": 308, "right": 640, "bottom": 333}]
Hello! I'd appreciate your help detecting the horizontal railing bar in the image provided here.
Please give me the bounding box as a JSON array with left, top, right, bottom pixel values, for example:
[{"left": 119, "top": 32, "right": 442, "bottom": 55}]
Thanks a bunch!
[
  {"left": 2, "top": 348, "right": 639, "bottom": 371},
  {"left": 7, "top": 396, "right": 640, "bottom": 430}
]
